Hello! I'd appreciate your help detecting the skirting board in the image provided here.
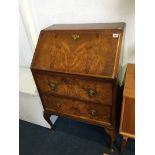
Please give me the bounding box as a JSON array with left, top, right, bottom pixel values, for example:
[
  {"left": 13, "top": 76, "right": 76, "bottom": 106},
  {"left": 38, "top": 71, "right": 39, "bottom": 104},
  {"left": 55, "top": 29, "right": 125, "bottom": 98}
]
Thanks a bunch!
[{"left": 19, "top": 92, "right": 58, "bottom": 128}]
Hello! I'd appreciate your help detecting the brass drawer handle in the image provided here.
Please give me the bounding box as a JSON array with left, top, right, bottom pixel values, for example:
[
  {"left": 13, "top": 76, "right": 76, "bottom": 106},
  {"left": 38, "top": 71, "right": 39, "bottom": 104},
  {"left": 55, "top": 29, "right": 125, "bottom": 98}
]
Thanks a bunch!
[
  {"left": 72, "top": 34, "right": 80, "bottom": 40},
  {"left": 56, "top": 101, "right": 61, "bottom": 108},
  {"left": 48, "top": 81, "right": 57, "bottom": 91},
  {"left": 88, "top": 89, "right": 96, "bottom": 97},
  {"left": 90, "top": 109, "right": 96, "bottom": 116}
]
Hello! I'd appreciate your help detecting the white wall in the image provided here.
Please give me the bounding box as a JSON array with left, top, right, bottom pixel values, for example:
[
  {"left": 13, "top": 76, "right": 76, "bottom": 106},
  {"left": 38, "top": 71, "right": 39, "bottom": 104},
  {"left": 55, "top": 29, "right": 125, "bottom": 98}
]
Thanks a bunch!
[
  {"left": 19, "top": 0, "right": 135, "bottom": 127},
  {"left": 19, "top": 11, "right": 33, "bottom": 67},
  {"left": 19, "top": 67, "right": 58, "bottom": 128},
  {"left": 19, "top": 92, "right": 50, "bottom": 128},
  {"left": 20, "top": 0, "right": 135, "bottom": 67}
]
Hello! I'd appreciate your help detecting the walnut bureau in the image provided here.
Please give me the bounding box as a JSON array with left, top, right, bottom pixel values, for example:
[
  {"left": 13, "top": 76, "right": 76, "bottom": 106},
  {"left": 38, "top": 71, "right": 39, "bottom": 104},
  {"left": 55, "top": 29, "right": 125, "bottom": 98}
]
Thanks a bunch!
[
  {"left": 119, "top": 64, "right": 135, "bottom": 153},
  {"left": 31, "top": 23, "right": 125, "bottom": 149}
]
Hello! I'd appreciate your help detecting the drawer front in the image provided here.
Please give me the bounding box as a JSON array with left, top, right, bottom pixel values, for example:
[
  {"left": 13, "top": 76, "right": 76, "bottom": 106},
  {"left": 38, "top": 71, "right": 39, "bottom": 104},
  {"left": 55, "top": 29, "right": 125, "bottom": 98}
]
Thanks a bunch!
[
  {"left": 121, "top": 98, "right": 135, "bottom": 135},
  {"left": 32, "top": 30, "right": 120, "bottom": 77},
  {"left": 35, "top": 73, "right": 113, "bottom": 105},
  {"left": 42, "top": 95, "right": 111, "bottom": 125}
]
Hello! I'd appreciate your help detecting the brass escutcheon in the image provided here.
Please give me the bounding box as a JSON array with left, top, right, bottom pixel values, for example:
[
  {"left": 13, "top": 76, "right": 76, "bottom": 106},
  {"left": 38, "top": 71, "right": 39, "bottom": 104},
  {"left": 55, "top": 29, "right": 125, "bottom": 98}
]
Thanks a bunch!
[{"left": 72, "top": 34, "right": 80, "bottom": 40}]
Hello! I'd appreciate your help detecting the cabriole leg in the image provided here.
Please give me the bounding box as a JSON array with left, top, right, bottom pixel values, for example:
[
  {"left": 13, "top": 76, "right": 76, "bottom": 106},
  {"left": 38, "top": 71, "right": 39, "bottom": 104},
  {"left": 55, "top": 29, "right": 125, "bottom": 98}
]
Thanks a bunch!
[
  {"left": 120, "top": 136, "right": 128, "bottom": 154},
  {"left": 104, "top": 128, "right": 116, "bottom": 152}
]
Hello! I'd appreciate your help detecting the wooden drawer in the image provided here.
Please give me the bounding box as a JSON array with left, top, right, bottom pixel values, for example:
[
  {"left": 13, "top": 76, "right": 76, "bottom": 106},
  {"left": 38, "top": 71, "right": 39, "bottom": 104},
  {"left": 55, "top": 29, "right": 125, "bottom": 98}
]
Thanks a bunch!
[
  {"left": 42, "top": 95, "right": 112, "bottom": 126},
  {"left": 35, "top": 73, "right": 113, "bottom": 105}
]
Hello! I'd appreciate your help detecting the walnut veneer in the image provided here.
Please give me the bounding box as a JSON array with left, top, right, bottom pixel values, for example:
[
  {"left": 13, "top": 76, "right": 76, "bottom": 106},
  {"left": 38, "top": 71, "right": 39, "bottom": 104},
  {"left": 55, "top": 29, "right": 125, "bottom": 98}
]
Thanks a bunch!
[
  {"left": 119, "top": 64, "right": 135, "bottom": 154},
  {"left": 31, "top": 23, "right": 125, "bottom": 150}
]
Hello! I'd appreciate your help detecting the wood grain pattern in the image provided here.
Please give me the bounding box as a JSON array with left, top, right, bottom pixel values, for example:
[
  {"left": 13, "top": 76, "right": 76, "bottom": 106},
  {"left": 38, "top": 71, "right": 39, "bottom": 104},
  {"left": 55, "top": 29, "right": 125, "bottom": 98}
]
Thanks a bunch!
[
  {"left": 35, "top": 72, "right": 113, "bottom": 105},
  {"left": 31, "top": 23, "right": 125, "bottom": 150},
  {"left": 31, "top": 30, "right": 122, "bottom": 77},
  {"left": 119, "top": 64, "right": 135, "bottom": 153},
  {"left": 121, "top": 98, "right": 135, "bottom": 135},
  {"left": 45, "top": 23, "right": 125, "bottom": 30},
  {"left": 120, "top": 64, "right": 135, "bottom": 137},
  {"left": 42, "top": 95, "right": 112, "bottom": 126},
  {"left": 123, "top": 64, "right": 135, "bottom": 98}
]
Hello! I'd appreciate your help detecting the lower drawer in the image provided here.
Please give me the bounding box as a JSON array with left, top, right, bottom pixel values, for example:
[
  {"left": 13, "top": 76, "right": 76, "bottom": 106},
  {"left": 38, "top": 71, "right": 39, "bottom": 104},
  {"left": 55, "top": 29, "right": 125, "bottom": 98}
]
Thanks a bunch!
[{"left": 42, "top": 95, "right": 112, "bottom": 126}]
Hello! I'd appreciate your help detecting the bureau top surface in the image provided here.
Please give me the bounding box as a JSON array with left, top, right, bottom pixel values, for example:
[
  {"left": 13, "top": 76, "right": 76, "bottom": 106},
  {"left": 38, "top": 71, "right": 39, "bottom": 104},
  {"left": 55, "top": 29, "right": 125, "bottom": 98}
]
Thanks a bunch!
[
  {"left": 31, "top": 23, "right": 125, "bottom": 79},
  {"left": 45, "top": 23, "right": 125, "bottom": 31},
  {"left": 123, "top": 64, "right": 135, "bottom": 98}
]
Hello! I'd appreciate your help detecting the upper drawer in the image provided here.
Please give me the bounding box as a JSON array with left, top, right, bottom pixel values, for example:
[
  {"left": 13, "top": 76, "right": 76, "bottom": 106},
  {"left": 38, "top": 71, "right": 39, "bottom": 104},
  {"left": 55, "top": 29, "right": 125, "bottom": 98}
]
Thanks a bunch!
[
  {"left": 31, "top": 29, "right": 123, "bottom": 77},
  {"left": 35, "top": 73, "right": 113, "bottom": 105}
]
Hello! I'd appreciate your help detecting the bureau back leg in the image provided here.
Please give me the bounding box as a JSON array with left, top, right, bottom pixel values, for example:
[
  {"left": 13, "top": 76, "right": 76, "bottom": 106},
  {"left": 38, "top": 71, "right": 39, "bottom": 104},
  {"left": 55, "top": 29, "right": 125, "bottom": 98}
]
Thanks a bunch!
[
  {"left": 43, "top": 112, "right": 55, "bottom": 131},
  {"left": 120, "top": 136, "right": 128, "bottom": 155},
  {"left": 104, "top": 128, "right": 116, "bottom": 152}
]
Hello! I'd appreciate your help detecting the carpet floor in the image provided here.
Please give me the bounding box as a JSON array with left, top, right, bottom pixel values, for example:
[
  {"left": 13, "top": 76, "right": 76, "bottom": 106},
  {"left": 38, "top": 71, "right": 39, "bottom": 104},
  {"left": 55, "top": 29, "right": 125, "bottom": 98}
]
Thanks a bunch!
[{"left": 19, "top": 118, "right": 135, "bottom": 155}]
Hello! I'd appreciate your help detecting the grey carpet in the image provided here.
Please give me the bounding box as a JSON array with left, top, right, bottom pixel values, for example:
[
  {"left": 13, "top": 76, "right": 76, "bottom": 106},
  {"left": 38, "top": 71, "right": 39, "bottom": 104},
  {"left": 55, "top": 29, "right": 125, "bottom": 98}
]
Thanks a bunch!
[{"left": 19, "top": 118, "right": 135, "bottom": 155}]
